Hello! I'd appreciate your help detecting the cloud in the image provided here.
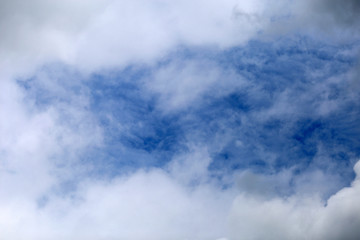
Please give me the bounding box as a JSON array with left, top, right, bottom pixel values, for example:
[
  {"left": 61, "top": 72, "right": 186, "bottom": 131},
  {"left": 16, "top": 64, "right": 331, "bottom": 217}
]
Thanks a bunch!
[
  {"left": 0, "top": 147, "right": 236, "bottom": 240},
  {"left": 0, "top": 64, "right": 103, "bottom": 211},
  {"left": 1, "top": 0, "right": 359, "bottom": 76},
  {"left": 299, "top": 0, "right": 360, "bottom": 29},
  {"left": 0, "top": 0, "right": 300, "bottom": 75},
  {"left": 229, "top": 160, "right": 360, "bottom": 240},
  {"left": 0, "top": 0, "right": 359, "bottom": 239},
  {"left": 0, "top": 0, "right": 246, "bottom": 73},
  {"left": 71, "top": 0, "right": 278, "bottom": 71},
  {"left": 1, "top": 36, "right": 357, "bottom": 239},
  {"left": 1, "top": 143, "right": 359, "bottom": 239},
  {"left": 144, "top": 58, "right": 244, "bottom": 112},
  {"left": 267, "top": 0, "right": 360, "bottom": 43},
  {"left": 0, "top": 0, "right": 109, "bottom": 76}
]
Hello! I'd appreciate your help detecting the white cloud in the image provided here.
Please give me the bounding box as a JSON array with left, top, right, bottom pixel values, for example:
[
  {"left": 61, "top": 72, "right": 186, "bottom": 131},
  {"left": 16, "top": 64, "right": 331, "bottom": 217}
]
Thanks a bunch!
[
  {"left": 0, "top": 0, "right": 359, "bottom": 239},
  {"left": 1, "top": 0, "right": 358, "bottom": 77},
  {"left": 228, "top": 160, "right": 360, "bottom": 240},
  {"left": 0, "top": 147, "right": 236, "bottom": 240},
  {"left": 1, "top": 143, "right": 360, "bottom": 239},
  {"left": 0, "top": 0, "right": 110, "bottom": 77},
  {"left": 71, "top": 0, "right": 276, "bottom": 71},
  {"left": 144, "top": 59, "right": 245, "bottom": 112},
  {"left": 0, "top": 68, "right": 102, "bottom": 216},
  {"left": 0, "top": 0, "right": 284, "bottom": 75}
]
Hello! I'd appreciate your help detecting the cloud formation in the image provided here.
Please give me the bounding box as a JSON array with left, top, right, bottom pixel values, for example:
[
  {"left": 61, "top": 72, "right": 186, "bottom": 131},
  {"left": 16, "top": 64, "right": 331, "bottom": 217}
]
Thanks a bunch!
[
  {"left": 230, "top": 161, "right": 360, "bottom": 240},
  {"left": 1, "top": 148, "right": 360, "bottom": 239},
  {"left": 0, "top": 0, "right": 359, "bottom": 239}
]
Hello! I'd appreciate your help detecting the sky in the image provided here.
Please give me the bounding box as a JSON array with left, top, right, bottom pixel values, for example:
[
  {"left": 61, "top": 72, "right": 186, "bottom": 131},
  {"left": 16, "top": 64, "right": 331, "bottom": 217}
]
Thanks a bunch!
[{"left": 0, "top": 0, "right": 360, "bottom": 239}]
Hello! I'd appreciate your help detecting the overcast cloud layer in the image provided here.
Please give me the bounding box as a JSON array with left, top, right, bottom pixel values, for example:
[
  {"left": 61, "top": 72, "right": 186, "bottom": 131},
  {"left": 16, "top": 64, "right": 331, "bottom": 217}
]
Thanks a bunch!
[{"left": 1, "top": 0, "right": 360, "bottom": 239}]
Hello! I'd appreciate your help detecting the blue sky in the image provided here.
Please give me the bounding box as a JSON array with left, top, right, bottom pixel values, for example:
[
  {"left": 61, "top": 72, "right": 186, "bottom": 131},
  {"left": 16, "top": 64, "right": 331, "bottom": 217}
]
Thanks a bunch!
[{"left": 1, "top": 0, "right": 360, "bottom": 239}]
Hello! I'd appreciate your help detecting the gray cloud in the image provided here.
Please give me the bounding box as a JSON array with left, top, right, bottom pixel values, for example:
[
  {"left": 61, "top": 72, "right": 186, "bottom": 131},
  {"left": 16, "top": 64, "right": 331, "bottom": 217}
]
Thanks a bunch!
[
  {"left": 316, "top": 0, "right": 360, "bottom": 27},
  {"left": 229, "top": 161, "right": 360, "bottom": 240}
]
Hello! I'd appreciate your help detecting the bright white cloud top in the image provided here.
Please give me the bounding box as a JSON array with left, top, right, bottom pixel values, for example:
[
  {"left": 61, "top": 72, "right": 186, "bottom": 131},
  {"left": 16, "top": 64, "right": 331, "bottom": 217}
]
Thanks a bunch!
[{"left": 0, "top": 0, "right": 359, "bottom": 239}]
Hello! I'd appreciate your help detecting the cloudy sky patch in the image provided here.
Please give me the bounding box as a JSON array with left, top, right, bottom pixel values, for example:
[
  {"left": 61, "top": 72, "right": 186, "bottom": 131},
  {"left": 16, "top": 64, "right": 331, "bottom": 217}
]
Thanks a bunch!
[{"left": 1, "top": 0, "right": 359, "bottom": 239}]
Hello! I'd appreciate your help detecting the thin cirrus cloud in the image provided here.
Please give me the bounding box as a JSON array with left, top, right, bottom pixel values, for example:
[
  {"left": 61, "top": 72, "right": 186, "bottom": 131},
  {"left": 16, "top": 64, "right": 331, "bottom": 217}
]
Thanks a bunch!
[{"left": 0, "top": 0, "right": 360, "bottom": 239}]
